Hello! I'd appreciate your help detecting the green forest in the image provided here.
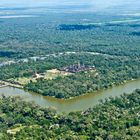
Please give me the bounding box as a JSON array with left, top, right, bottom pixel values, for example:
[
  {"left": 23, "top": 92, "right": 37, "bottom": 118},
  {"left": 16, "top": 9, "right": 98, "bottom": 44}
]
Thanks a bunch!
[
  {"left": 1, "top": 52, "right": 140, "bottom": 98},
  {"left": 0, "top": 5, "right": 140, "bottom": 140},
  {"left": 0, "top": 13, "right": 140, "bottom": 98},
  {"left": 0, "top": 90, "right": 140, "bottom": 139},
  {"left": 24, "top": 53, "right": 140, "bottom": 98}
]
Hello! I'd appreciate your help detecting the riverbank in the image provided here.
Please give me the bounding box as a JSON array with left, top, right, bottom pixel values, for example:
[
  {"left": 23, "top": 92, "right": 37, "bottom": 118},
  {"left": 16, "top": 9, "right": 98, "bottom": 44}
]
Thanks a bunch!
[
  {"left": 0, "top": 77, "right": 138, "bottom": 100},
  {"left": 0, "top": 78, "right": 140, "bottom": 113},
  {"left": 0, "top": 80, "right": 23, "bottom": 89},
  {"left": 24, "top": 78, "right": 138, "bottom": 100}
]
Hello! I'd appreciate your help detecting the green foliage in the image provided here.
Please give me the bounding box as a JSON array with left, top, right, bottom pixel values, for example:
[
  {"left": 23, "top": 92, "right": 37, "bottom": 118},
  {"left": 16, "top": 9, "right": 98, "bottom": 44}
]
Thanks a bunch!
[
  {"left": 24, "top": 54, "right": 140, "bottom": 98},
  {"left": 0, "top": 13, "right": 140, "bottom": 98},
  {"left": 0, "top": 90, "right": 140, "bottom": 139}
]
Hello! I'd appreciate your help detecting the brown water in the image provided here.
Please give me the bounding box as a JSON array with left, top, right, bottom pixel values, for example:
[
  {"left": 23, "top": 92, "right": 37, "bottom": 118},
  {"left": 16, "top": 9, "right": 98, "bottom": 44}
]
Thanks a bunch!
[{"left": 0, "top": 79, "right": 140, "bottom": 113}]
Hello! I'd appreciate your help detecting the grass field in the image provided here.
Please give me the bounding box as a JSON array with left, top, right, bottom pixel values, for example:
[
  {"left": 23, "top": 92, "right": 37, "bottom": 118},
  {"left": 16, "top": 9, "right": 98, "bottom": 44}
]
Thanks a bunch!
[{"left": 9, "top": 69, "right": 71, "bottom": 85}]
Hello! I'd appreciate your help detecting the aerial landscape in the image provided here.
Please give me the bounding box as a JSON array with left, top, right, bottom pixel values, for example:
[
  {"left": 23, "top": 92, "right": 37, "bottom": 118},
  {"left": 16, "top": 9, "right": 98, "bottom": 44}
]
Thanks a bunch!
[{"left": 0, "top": 0, "right": 140, "bottom": 139}]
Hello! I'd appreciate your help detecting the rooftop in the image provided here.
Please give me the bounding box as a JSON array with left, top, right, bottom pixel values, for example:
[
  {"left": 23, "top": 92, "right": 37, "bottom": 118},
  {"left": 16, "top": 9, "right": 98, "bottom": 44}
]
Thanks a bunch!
[{"left": 59, "top": 63, "right": 96, "bottom": 73}]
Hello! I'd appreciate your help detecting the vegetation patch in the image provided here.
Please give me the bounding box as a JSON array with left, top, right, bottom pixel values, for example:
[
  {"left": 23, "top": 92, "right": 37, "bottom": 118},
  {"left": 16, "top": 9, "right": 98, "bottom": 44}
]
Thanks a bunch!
[
  {"left": 0, "top": 90, "right": 139, "bottom": 139},
  {"left": 0, "top": 51, "right": 17, "bottom": 58},
  {"left": 130, "top": 31, "right": 140, "bottom": 36},
  {"left": 58, "top": 24, "right": 99, "bottom": 31}
]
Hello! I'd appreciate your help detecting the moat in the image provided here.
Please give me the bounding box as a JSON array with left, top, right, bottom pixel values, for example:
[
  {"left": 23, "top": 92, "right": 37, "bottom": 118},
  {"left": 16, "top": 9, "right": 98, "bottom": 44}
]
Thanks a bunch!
[{"left": 0, "top": 79, "right": 140, "bottom": 113}]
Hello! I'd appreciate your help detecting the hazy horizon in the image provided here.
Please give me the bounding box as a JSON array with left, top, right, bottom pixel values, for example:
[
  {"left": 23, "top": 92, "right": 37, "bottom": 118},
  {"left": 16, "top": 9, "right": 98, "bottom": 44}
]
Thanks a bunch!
[
  {"left": 0, "top": 0, "right": 139, "bottom": 8},
  {"left": 0, "top": 0, "right": 140, "bottom": 14}
]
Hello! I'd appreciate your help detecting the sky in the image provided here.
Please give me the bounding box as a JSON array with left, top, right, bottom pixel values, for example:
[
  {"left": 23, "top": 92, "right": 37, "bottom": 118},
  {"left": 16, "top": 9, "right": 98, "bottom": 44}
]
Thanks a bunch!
[
  {"left": 0, "top": 0, "right": 136, "bottom": 7},
  {"left": 0, "top": 0, "right": 139, "bottom": 12}
]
